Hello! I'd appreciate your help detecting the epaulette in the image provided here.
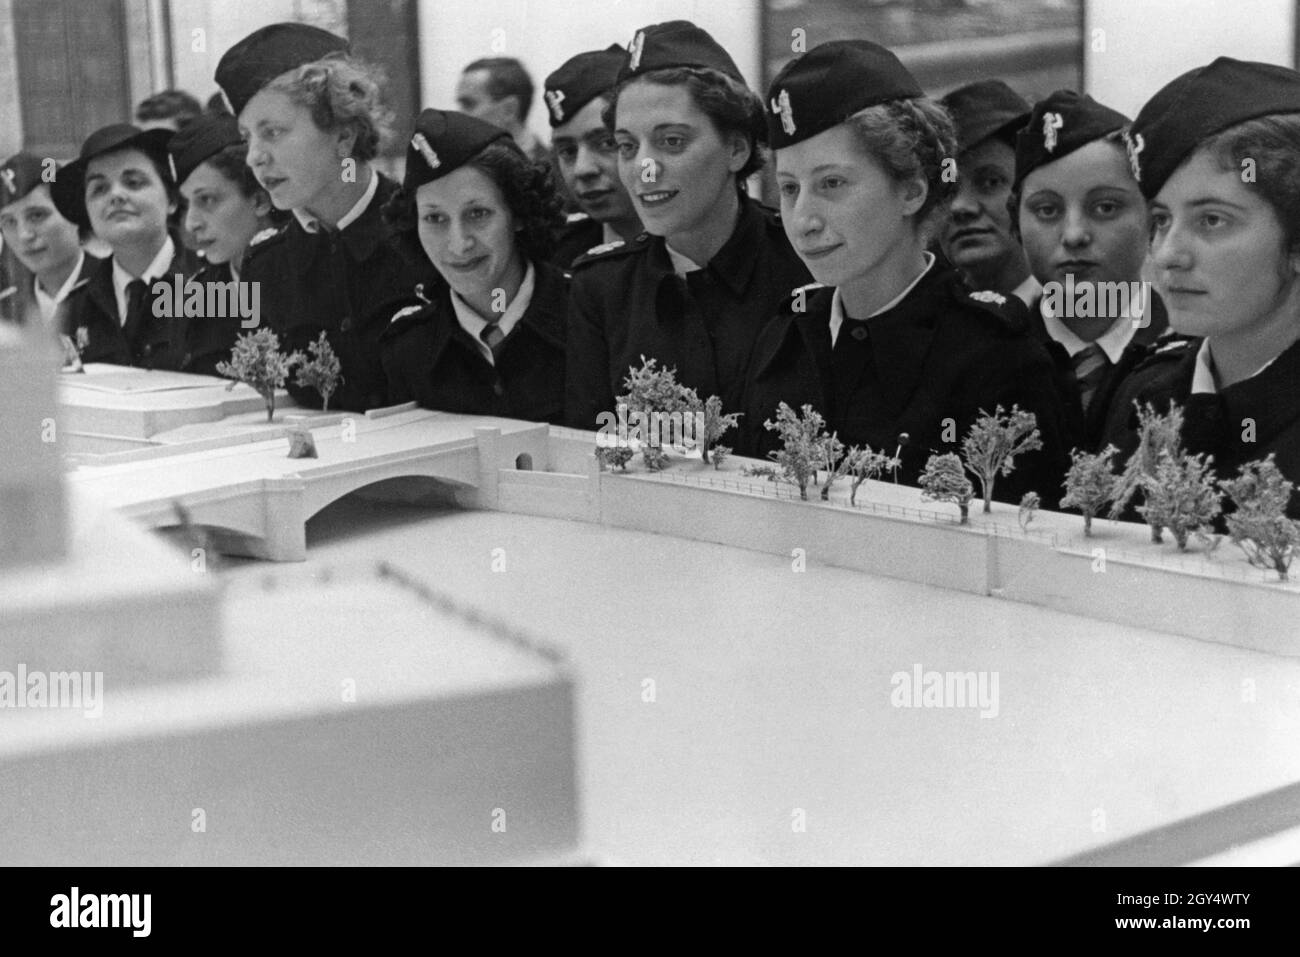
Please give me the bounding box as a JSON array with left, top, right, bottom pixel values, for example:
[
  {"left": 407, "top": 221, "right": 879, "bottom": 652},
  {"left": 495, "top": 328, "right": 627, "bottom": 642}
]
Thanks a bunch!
[
  {"left": 565, "top": 211, "right": 592, "bottom": 224},
  {"left": 246, "top": 225, "right": 286, "bottom": 254},
  {"left": 1128, "top": 333, "right": 1197, "bottom": 376},
  {"left": 386, "top": 299, "right": 430, "bottom": 327},
  {"left": 958, "top": 282, "right": 1029, "bottom": 335},
  {"left": 570, "top": 234, "right": 647, "bottom": 270}
]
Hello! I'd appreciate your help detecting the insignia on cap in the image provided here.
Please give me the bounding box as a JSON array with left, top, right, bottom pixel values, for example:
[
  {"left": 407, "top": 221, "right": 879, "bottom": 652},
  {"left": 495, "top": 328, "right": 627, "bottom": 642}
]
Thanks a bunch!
[
  {"left": 1123, "top": 129, "right": 1144, "bottom": 182},
  {"left": 411, "top": 132, "right": 440, "bottom": 171},
  {"left": 168, "top": 154, "right": 178, "bottom": 182},
  {"left": 969, "top": 290, "right": 1007, "bottom": 305},
  {"left": 770, "top": 88, "right": 795, "bottom": 136},
  {"left": 545, "top": 89, "right": 566, "bottom": 124},
  {"left": 0, "top": 167, "right": 15, "bottom": 196},
  {"left": 628, "top": 31, "right": 645, "bottom": 72},
  {"left": 1042, "top": 112, "right": 1064, "bottom": 152}
]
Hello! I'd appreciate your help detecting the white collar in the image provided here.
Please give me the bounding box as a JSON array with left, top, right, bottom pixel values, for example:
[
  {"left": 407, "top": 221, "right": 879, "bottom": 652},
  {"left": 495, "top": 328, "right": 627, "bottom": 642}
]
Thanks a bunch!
[
  {"left": 1011, "top": 274, "right": 1041, "bottom": 308},
  {"left": 448, "top": 261, "right": 536, "bottom": 366},
  {"left": 292, "top": 166, "right": 378, "bottom": 234},
  {"left": 829, "top": 252, "right": 934, "bottom": 348},
  {"left": 601, "top": 222, "right": 621, "bottom": 247},
  {"left": 1040, "top": 295, "right": 1139, "bottom": 364},
  {"left": 665, "top": 242, "right": 702, "bottom": 277},
  {"left": 111, "top": 237, "right": 175, "bottom": 326},
  {"left": 33, "top": 251, "right": 86, "bottom": 322},
  {"left": 1191, "top": 339, "right": 1280, "bottom": 394}
]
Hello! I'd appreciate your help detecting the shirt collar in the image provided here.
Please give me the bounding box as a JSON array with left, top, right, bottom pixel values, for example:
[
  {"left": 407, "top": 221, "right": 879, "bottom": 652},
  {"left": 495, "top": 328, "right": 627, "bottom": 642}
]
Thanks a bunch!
[
  {"left": 448, "top": 261, "right": 536, "bottom": 365},
  {"left": 292, "top": 165, "right": 378, "bottom": 234},
  {"left": 601, "top": 222, "right": 621, "bottom": 247},
  {"left": 829, "top": 252, "right": 935, "bottom": 348},
  {"left": 34, "top": 250, "right": 87, "bottom": 321},
  {"left": 1039, "top": 295, "right": 1139, "bottom": 364},
  {"left": 1191, "top": 338, "right": 1281, "bottom": 394},
  {"left": 111, "top": 237, "right": 175, "bottom": 325},
  {"left": 650, "top": 195, "right": 763, "bottom": 296},
  {"left": 664, "top": 243, "right": 701, "bottom": 276}
]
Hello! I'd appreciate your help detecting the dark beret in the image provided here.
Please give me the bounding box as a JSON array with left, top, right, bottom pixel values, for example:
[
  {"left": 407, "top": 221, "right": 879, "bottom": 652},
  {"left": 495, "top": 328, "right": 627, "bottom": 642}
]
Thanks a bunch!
[
  {"left": 1128, "top": 56, "right": 1300, "bottom": 199},
  {"left": 765, "top": 39, "right": 923, "bottom": 150},
  {"left": 543, "top": 45, "right": 627, "bottom": 128},
  {"left": 0, "top": 152, "right": 47, "bottom": 207},
  {"left": 215, "top": 22, "right": 349, "bottom": 117},
  {"left": 402, "top": 109, "right": 513, "bottom": 192},
  {"left": 50, "top": 124, "right": 174, "bottom": 231},
  {"left": 1013, "top": 90, "right": 1129, "bottom": 192},
  {"left": 618, "top": 20, "right": 744, "bottom": 86},
  {"left": 940, "top": 79, "right": 1030, "bottom": 153},
  {"left": 167, "top": 113, "right": 243, "bottom": 187}
]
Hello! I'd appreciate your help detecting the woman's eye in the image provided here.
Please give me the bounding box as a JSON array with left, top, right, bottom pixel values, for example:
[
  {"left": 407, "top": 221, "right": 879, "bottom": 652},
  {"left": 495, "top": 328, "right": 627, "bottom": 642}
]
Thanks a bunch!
[
  {"left": 1031, "top": 204, "right": 1059, "bottom": 220},
  {"left": 661, "top": 135, "right": 685, "bottom": 150},
  {"left": 421, "top": 213, "right": 446, "bottom": 225},
  {"left": 88, "top": 182, "right": 107, "bottom": 198},
  {"left": 778, "top": 182, "right": 798, "bottom": 198},
  {"left": 1200, "top": 212, "right": 1228, "bottom": 230},
  {"left": 1093, "top": 201, "right": 1121, "bottom": 218},
  {"left": 468, "top": 208, "right": 491, "bottom": 221},
  {"left": 821, "top": 176, "right": 845, "bottom": 191},
  {"left": 615, "top": 140, "right": 636, "bottom": 158},
  {"left": 596, "top": 136, "right": 618, "bottom": 155}
]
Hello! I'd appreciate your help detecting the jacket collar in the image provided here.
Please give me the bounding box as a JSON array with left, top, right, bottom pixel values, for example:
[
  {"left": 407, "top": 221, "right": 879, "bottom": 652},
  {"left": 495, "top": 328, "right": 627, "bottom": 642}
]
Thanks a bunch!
[
  {"left": 644, "top": 194, "right": 765, "bottom": 298},
  {"left": 288, "top": 173, "right": 397, "bottom": 274}
]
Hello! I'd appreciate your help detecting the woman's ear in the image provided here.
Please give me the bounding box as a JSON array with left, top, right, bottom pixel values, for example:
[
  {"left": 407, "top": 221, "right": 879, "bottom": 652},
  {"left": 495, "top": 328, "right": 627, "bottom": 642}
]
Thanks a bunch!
[
  {"left": 726, "top": 132, "right": 752, "bottom": 175},
  {"left": 900, "top": 172, "right": 928, "bottom": 218},
  {"left": 336, "top": 125, "right": 358, "bottom": 160}
]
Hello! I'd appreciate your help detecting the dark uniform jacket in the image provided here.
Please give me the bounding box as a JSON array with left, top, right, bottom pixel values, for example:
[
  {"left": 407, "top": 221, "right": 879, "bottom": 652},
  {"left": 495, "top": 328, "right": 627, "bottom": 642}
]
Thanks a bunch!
[
  {"left": 550, "top": 215, "right": 604, "bottom": 269},
  {"left": 2, "top": 251, "right": 101, "bottom": 327},
  {"left": 564, "top": 195, "right": 812, "bottom": 431},
  {"left": 61, "top": 238, "right": 201, "bottom": 370},
  {"left": 1027, "top": 291, "right": 1170, "bottom": 454},
  {"left": 178, "top": 260, "right": 253, "bottom": 377},
  {"left": 379, "top": 259, "right": 568, "bottom": 424},
  {"left": 1101, "top": 335, "right": 1300, "bottom": 519},
  {"left": 240, "top": 173, "right": 435, "bottom": 412},
  {"left": 740, "top": 266, "right": 1072, "bottom": 508}
]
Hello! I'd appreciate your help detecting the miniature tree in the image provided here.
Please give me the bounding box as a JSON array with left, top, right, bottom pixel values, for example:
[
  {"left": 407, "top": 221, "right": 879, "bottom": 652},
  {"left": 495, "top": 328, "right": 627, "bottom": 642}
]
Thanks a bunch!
[
  {"left": 1137, "top": 450, "right": 1223, "bottom": 550},
  {"left": 817, "top": 431, "right": 846, "bottom": 501},
  {"left": 1018, "top": 492, "right": 1040, "bottom": 532},
  {"left": 1060, "top": 445, "right": 1121, "bottom": 536},
  {"left": 1110, "top": 401, "right": 1185, "bottom": 542},
  {"left": 595, "top": 445, "right": 634, "bottom": 472},
  {"left": 294, "top": 331, "right": 343, "bottom": 411},
  {"left": 710, "top": 445, "right": 731, "bottom": 470},
  {"left": 615, "top": 356, "right": 689, "bottom": 467},
  {"left": 695, "top": 393, "right": 742, "bottom": 465},
  {"left": 216, "top": 328, "right": 299, "bottom": 422},
  {"left": 842, "top": 444, "right": 900, "bottom": 506},
  {"left": 961, "top": 405, "right": 1042, "bottom": 513},
  {"left": 920, "top": 452, "right": 974, "bottom": 524},
  {"left": 746, "top": 402, "right": 829, "bottom": 501},
  {"left": 1220, "top": 455, "right": 1300, "bottom": 580}
]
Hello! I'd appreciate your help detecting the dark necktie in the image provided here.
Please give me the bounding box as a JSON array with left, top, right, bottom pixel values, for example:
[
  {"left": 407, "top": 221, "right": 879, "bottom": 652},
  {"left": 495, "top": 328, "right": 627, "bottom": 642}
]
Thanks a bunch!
[
  {"left": 480, "top": 322, "right": 505, "bottom": 362},
  {"left": 1072, "top": 342, "right": 1109, "bottom": 414},
  {"left": 123, "top": 277, "right": 149, "bottom": 356}
]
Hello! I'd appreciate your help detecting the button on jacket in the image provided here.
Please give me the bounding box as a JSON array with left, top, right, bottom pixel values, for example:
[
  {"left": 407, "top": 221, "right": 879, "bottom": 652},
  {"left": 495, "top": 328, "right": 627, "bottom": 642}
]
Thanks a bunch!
[
  {"left": 564, "top": 196, "right": 811, "bottom": 431},
  {"left": 240, "top": 173, "right": 435, "bottom": 412},
  {"left": 380, "top": 259, "right": 568, "bottom": 424},
  {"left": 740, "top": 266, "right": 1071, "bottom": 508}
]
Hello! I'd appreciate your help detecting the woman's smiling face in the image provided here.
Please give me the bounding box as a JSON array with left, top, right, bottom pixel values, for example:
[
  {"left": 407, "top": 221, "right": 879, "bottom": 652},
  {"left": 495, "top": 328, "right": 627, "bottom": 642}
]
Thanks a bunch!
[{"left": 84, "top": 148, "right": 174, "bottom": 248}]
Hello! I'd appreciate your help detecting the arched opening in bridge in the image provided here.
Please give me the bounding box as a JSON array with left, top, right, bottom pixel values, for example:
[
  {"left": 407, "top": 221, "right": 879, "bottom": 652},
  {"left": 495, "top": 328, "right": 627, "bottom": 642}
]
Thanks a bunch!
[{"left": 515, "top": 453, "right": 534, "bottom": 471}]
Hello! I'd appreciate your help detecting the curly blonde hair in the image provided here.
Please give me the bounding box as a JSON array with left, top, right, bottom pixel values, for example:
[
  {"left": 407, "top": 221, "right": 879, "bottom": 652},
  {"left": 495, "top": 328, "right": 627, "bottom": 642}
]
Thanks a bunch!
[{"left": 268, "top": 54, "right": 394, "bottom": 161}]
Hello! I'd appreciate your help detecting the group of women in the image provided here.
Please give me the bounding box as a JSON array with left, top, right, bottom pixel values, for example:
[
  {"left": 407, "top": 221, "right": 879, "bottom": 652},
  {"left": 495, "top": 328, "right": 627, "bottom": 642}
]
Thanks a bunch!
[{"left": 3, "top": 19, "right": 1299, "bottom": 515}]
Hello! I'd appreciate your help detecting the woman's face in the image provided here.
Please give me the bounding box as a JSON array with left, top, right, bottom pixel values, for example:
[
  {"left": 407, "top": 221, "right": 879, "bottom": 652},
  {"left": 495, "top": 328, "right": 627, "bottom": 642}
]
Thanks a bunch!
[
  {"left": 181, "top": 161, "right": 264, "bottom": 264},
  {"left": 940, "top": 137, "right": 1021, "bottom": 280},
  {"left": 239, "top": 87, "right": 349, "bottom": 213},
  {"left": 775, "top": 122, "right": 925, "bottom": 289},
  {"left": 613, "top": 80, "right": 748, "bottom": 240},
  {"left": 0, "top": 184, "right": 82, "bottom": 277},
  {"left": 1017, "top": 139, "right": 1148, "bottom": 289},
  {"left": 416, "top": 165, "right": 522, "bottom": 309},
  {"left": 84, "top": 148, "right": 174, "bottom": 249},
  {"left": 1149, "top": 147, "right": 1300, "bottom": 340}
]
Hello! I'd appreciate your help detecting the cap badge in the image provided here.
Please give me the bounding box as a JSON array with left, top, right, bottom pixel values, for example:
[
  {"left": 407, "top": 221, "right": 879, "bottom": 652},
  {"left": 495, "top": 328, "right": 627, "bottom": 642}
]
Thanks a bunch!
[
  {"left": 168, "top": 154, "right": 178, "bottom": 182},
  {"left": 1123, "top": 129, "right": 1144, "bottom": 182},
  {"left": 545, "top": 88, "right": 566, "bottom": 123},
  {"left": 770, "top": 89, "right": 796, "bottom": 136},
  {"left": 0, "top": 167, "right": 15, "bottom": 197},
  {"left": 1042, "top": 112, "right": 1064, "bottom": 153},
  {"left": 628, "top": 31, "right": 645, "bottom": 72},
  {"left": 411, "top": 132, "right": 441, "bottom": 171}
]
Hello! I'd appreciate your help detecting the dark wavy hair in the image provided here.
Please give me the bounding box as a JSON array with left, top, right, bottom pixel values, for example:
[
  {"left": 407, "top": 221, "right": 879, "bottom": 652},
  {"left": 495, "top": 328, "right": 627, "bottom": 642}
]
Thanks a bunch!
[
  {"left": 183, "top": 143, "right": 290, "bottom": 227},
  {"left": 383, "top": 139, "right": 565, "bottom": 266},
  {"left": 603, "top": 67, "right": 768, "bottom": 182},
  {"left": 1200, "top": 112, "right": 1300, "bottom": 252},
  {"left": 268, "top": 54, "right": 394, "bottom": 162}
]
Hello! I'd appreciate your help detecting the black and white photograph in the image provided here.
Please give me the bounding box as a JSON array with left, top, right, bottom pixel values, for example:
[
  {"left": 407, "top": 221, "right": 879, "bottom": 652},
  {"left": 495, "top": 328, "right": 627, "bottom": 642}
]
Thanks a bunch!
[{"left": 1, "top": 0, "right": 1298, "bottom": 910}]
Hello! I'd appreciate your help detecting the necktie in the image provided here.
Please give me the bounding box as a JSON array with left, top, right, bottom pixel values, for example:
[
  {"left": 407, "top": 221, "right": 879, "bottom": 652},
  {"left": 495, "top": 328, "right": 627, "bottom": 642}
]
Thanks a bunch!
[
  {"left": 1072, "top": 342, "right": 1109, "bottom": 414},
  {"left": 480, "top": 322, "right": 505, "bottom": 362},
  {"left": 123, "top": 277, "right": 149, "bottom": 356}
]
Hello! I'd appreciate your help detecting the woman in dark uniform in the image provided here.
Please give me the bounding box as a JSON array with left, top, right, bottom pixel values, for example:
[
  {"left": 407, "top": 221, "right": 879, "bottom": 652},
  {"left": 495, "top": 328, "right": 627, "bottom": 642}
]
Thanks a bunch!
[
  {"left": 379, "top": 110, "right": 567, "bottom": 422},
  {"left": 1010, "top": 90, "right": 1169, "bottom": 455},
  {"left": 52, "top": 124, "right": 200, "bottom": 369},
  {"left": 740, "top": 40, "right": 1069, "bottom": 506},
  {"left": 214, "top": 22, "right": 433, "bottom": 411},
  {"left": 168, "top": 112, "right": 283, "bottom": 375},
  {"left": 564, "top": 20, "right": 811, "bottom": 431},
  {"left": 1104, "top": 58, "right": 1300, "bottom": 517}
]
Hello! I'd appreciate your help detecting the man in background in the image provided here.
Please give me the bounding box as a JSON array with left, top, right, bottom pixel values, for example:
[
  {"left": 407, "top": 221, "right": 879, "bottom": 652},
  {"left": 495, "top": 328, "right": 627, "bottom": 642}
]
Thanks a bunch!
[{"left": 456, "top": 57, "right": 548, "bottom": 162}]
